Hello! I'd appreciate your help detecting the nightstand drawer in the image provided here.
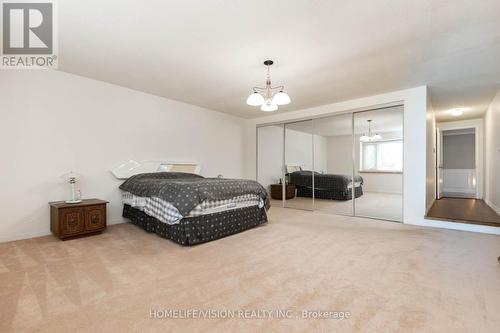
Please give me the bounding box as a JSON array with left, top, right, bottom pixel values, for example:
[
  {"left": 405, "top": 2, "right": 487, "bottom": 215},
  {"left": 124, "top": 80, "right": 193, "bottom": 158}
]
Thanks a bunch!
[
  {"left": 60, "top": 208, "right": 85, "bottom": 235},
  {"left": 84, "top": 205, "right": 106, "bottom": 231}
]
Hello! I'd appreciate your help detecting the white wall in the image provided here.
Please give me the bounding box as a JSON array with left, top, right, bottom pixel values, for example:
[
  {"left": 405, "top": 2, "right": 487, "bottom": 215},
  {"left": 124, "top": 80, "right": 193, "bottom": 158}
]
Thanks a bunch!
[
  {"left": 284, "top": 129, "right": 313, "bottom": 170},
  {"left": 325, "top": 135, "right": 352, "bottom": 175},
  {"left": 313, "top": 135, "right": 328, "bottom": 174},
  {"left": 0, "top": 70, "right": 246, "bottom": 242},
  {"left": 485, "top": 89, "right": 500, "bottom": 214},
  {"left": 257, "top": 125, "right": 283, "bottom": 192}
]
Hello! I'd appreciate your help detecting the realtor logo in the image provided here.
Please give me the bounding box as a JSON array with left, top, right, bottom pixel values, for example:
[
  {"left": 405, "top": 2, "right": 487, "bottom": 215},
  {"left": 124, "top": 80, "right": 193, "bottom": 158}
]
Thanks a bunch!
[{"left": 1, "top": 1, "right": 57, "bottom": 68}]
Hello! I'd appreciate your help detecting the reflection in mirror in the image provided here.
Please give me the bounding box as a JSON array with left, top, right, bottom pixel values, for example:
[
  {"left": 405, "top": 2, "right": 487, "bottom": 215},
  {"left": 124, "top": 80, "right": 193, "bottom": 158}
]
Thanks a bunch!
[
  {"left": 353, "top": 106, "right": 404, "bottom": 221},
  {"left": 284, "top": 120, "right": 314, "bottom": 210},
  {"left": 312, "top": 113, "right": 355, "bottom": 215},
  {"left": 257, "top": 125, "right": 284, "bottom": 208}
]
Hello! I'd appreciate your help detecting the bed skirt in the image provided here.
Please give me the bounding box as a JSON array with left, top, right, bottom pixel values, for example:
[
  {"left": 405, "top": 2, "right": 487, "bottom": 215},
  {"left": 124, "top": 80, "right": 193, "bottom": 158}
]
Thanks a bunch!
[
  {"left": 122, "top": 204, "right": 268, "bottom": 246},
  {"left": 296, "top": 186, "right": 363, "bottom": 200}
]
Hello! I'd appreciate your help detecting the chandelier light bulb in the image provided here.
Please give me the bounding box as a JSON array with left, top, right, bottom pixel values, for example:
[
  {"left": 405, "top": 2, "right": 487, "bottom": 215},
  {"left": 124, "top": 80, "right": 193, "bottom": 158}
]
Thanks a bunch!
[
  {"left": 246, "top": 92, "right": 265, "bottom": 106},
  {"left": 261, "top": 102, "right": 278, "bottom": 112},
  {"left": 272, "top": 91, "right": 291, "bottom": 105}
]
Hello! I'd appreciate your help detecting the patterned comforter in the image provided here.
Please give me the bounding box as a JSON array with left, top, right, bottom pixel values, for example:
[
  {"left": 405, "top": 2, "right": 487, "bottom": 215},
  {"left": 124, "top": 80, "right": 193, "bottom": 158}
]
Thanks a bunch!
[
  {"left": 289, "top": 170, "right": 364, "bottom": 200},
  {"left": 119, "top": 172, "right": 270, "bottom": 217},
  {"left": 122, "top": 192, "right": 263, "bottom": 224},
  {"left": 289, "top": 171, "right": 363, "bottom": 190}
]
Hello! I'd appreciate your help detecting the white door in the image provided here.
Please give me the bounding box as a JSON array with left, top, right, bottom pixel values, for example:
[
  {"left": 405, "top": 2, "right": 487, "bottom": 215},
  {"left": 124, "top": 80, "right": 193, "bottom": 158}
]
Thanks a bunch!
[{"left": 436, "top": 128, "right": 443, "bottom": 199}]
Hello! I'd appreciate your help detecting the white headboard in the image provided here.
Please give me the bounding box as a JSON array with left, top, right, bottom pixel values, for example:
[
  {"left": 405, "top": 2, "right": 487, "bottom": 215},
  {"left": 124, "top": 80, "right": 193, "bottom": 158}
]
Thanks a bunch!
[
  {"left": 110, "top": 160, "right": 201, "bottom": 179},
  {"left": 286, "top": 165, "right": 303, "bottom": 173}
]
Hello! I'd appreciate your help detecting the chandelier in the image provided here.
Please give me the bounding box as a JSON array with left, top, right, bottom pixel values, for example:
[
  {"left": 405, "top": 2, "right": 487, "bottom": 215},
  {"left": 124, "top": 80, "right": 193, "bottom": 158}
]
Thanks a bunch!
[
  {"left": 360, "top": 120, "right": 382, "bottom": 142},
  {"left": 246, "top": 60, "right": 291, "bottom": 112}
]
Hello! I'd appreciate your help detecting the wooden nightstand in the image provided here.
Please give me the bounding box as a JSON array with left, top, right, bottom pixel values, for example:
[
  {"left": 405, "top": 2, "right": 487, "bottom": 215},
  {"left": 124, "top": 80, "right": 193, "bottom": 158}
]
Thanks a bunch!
[
  {"left": 270, "top": 184, "right": 296, "bottom": 200},
  {"left": 49, "top": 199, "right": 108, "bottom": 240}
]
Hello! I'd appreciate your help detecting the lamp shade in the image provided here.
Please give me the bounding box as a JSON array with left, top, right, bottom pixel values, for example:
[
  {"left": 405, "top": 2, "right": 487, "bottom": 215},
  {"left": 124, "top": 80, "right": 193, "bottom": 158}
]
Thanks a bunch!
[
  {"left": 61, "top": 171, "right": 82, "bottom": 183},
  {"left": 372, "top": 134, "right": 382, "bottom": 140},
  {"left": 261, "top": 102, "right": 278, "bottom": 112},
  {"left": 360, "top": 134, "right": 369, "bottom": 142},
  {"left": 272, "top": 91, "right": 291, "bottom": 105},
  {"left": 246, "top": 92, "right": 265, "bottom": 106}
]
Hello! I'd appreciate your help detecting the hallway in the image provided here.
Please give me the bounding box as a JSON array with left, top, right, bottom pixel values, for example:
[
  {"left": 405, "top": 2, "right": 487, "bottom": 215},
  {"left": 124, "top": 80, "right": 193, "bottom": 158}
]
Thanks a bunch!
[{"left": 426, "top": 198, "right": 500, "bottom": 227}]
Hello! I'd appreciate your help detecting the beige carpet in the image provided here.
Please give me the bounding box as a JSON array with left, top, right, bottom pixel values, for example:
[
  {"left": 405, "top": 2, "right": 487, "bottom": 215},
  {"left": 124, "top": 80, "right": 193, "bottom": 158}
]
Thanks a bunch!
[
  {"left": 1, "top": 207, "right": 500, "bottom": 332},
  {"left": 272, "top": 191, "right": 403, "bottom": 221}
]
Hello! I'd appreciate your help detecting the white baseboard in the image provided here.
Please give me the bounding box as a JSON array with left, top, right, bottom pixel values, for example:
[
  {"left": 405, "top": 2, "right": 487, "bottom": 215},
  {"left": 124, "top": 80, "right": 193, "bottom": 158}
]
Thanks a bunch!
[
  {"left": 485, "top": 199, "right": 500, "bottom": 215},
  {"left": 441, "top": 192, "right": 476, "bottom": 198},
  {"left": 109, "top": 218, "right": 128, "bottom": 225},
  {"left": 0, "top": 218, "right": 129, "bottom": 243},
  {"left": 0, "top": 230, "right": 52, "bottom": 243},
  {"left": 408, "top": 218, "right": 500, "bottom": 235}
]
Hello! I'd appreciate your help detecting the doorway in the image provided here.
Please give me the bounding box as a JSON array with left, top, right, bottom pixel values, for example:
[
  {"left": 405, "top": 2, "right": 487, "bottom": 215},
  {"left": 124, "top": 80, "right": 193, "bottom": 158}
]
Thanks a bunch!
[
  {"left": 436, "top": 120, "right": 483, "bottom": 200},
  {"left": 439, "top": 128, "right": 477, "bottom": 198},
  {"left": 428, "top": 119, "right": 500, "bottom": 226}
]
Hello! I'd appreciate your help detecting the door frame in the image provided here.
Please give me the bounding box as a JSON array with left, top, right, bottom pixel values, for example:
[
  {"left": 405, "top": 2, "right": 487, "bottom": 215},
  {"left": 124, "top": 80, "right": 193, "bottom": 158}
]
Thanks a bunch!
[
  {"left": 435, "top": 119, "right": 484, "bottom": 199},
  {"left": 436, "top": 127, "right": 443, "bottom": 199}
]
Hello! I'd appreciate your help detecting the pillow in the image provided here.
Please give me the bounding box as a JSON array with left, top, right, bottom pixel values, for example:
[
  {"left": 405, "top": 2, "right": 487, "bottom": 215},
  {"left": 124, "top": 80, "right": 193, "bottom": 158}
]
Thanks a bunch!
[
  {"left": 119, "top": 172, "right": 204, "bottom": 192},
  {"left": 123, "top": 172, "right": 204, "bottom": 184},
  {"left": 286, "top": 165, "right": 302, "bottom": 173},
  {"left": 157, "top": 164, "right": 171, "bottom": 172},
  {"left": 170, "top": 164, "right": 198, "bottom": 173}
]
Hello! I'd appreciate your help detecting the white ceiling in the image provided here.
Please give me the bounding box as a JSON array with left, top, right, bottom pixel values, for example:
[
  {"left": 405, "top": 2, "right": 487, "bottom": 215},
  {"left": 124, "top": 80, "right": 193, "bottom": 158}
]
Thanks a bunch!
[{"left": 59, "top": 0, "right": 500, "bottom": 119}]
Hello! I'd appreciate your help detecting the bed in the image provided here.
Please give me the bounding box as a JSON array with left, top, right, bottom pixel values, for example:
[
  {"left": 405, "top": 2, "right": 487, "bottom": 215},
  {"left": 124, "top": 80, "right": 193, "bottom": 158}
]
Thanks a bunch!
[
  {"left": 113, "top": 161, "right": 270, "bottom": 246},
  {"left": 287, "top": 169, "right": 363, "bottom": 200}
]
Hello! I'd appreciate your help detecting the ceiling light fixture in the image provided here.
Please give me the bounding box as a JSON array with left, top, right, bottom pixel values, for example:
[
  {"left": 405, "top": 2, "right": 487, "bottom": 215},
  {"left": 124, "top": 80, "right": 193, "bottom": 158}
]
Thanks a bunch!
[
  {"left": 360, "top": 120, "right": 382, "bottom": 142},
  {"left": 246, "top": 60, "right": 291, "bottom": 112},
  {"left": 450, "top": 108, "right": 464, "bottom": 117}
]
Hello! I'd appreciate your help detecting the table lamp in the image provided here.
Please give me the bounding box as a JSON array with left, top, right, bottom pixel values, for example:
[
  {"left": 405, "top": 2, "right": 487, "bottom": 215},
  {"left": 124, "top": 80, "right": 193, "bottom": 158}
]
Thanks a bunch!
[{"left": 61, "top": 172, "right": 82, "bottom": 203}]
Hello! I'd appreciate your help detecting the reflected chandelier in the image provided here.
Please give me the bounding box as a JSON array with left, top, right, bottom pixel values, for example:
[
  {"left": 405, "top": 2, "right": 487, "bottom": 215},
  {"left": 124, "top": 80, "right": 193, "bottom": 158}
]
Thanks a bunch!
[
  {"left": 246, "top": 60, "right": 291, "bottom": 112},
  {"left": 360, "top": 120, "right": 382, "bottom": 142}
]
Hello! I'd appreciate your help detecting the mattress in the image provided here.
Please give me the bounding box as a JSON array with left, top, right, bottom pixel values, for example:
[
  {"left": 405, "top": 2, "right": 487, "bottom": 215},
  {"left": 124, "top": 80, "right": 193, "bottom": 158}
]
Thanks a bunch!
[
  {"left": 122, "top": 192, "right": 264, "bottom": 225},
  {"left": 123, "top": 204, "right": 268, "bottom": 246},
  {"left": 297, "top": 185, "right": 363, "bottom": 200}
]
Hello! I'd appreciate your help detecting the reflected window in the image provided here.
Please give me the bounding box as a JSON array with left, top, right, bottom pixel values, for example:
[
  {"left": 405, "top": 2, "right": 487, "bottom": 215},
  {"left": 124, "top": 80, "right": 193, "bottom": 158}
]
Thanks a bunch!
[{"left": 360, "top": 139, "right": 402, "bottom": 172}]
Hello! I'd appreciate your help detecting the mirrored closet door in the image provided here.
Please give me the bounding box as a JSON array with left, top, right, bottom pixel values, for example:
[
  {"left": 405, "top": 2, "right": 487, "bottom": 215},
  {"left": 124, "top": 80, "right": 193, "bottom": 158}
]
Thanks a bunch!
[
  {"left": 353, "top": 107, "right": 404, "bottom": 221},
  {"left": 284, "top": 120, "right": 314, "bottom": 210},
  {"left": 256, "top": 106, "right": 404, "bottom": 222},
  {"left": 257, "top": 124, "right": 285, "bottom": 208},
  {"left": 312, "top": 113, "right": 354, "bottom": 216}
]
